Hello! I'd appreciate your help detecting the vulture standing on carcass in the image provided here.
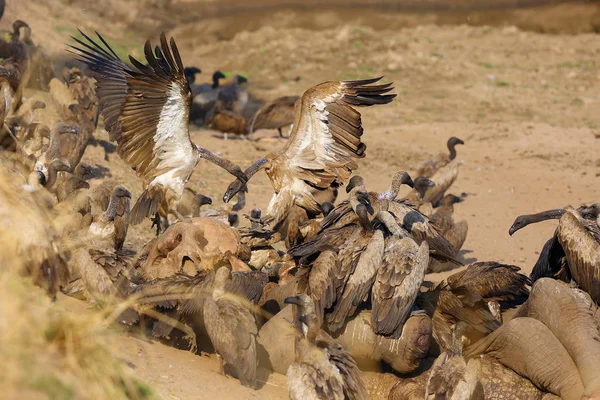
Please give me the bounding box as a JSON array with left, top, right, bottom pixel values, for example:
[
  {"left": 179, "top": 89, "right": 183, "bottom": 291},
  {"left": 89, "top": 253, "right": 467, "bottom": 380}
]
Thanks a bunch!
[
  {"left": 223, "top": 77, "right": 395, "bottom": 228},
  {"left": 509, "top": 204, "right": 600, "bottom": 302},
  {"left": 69, "top": 31, "right": 247, "bottom": 232}
]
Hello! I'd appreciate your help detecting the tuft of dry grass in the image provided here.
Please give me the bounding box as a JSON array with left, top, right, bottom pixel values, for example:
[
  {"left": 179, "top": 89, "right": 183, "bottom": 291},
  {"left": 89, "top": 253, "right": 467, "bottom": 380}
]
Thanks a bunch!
[
  {"left": 0, "top": 272, "right": 157, "bottom": 400},
  {"left": 0, "top": 160, "right": 156, "bottom": 400}
]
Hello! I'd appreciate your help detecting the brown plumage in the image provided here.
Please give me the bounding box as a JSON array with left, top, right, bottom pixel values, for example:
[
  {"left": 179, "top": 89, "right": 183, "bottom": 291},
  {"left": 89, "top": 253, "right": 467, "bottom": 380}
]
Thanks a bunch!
[
  {"left": 223, "top": 77, "right": 395, "bottom": 227},
  {"left": 40, "top": 158, "right": 72, "bottom": 189},
  {"left": 61, "top": 66, "right": 99, "bottom": 129},
  {"left": 6, "top": 98, "right": 45, "bottom": 134},
  {"left": 133, "top": 266, "right": 266, "bottom": 341},
  {"left": 203, "top": 267, "right": 258, "bottom": 388},
  {"left": 327, "top": 228, "right": 385, "bottom": 332},
  {"left": 416, "top": 136, "right": 464, "bottom": 178},
  {"left": 319, "top": 172, "right": 413, "bottom": 232},
  {"left": 442, "top": 261, "right": 530, "bottom": 303},
  {"left": 403, "top": 176, "right": 436, "bottom": 208},
  {"left": 371, "top": 212, "right": 429, "bottom": 338},
  {"left": 69, "top": 31, "right": 247, "bottom": 226},
  {"left": 430, "top": 194, "right": 461, "bottom": 233},
  {"left": 66, "top": 246, "right": 132, "bottom": 303},
  {"left": 421, "top": 159, "right": 461, "bottom": 206},
  {"left": 53, "top": 163, "right": 92, "bottom": 202},
  {"left": 326, "top": 174, "right": 459, "bottom": 266},
  {"left": 88, "top": 186, "right": 132, "bottom": 250},
  {"left": 444, "top": 220, "right": 468, "bottom": 253},
  {"left": 285, "top": 294, "right": 367, "bottom": 400},
  {"left": 0, "top": 66, "right": 14, "bottom": 131},
  {"left": 20, "top": 123, "right": 50, "bottom": 159},
  {"left": 174, "top": 188, "right": 212, "bottom": 219},
  {"left": 425, "top": 322, "right": 483, "bottom": 400},
  {"left": 249, "top": 95, "right": 299, "bottom": 138},
  {"left": 509, "top": 205, "right": 600, "bottom": 302},
  {"left": 217, "top": 75, "right": 248, "bottom": 115},
  {"left": 205, "top": 104, "right": 249, "bottom": 139},
  {"left": 555, "top": 206, "right": 600, "bottom": 303},
  {"left": 418, "top": 280, "right": 501, "bottom": 353},
  {"left": 35, "top": 122, "right": 78, "bottom": 178}
]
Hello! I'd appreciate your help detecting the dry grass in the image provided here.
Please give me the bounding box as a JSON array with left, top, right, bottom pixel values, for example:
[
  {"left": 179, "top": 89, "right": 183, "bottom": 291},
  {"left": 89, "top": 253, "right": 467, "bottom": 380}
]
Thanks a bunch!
[
  {"left": 0, "top": 162, "right": 156, "bottom": 400},
  {"left": 0, "top": 272, "right": 157, "bottom": 400}
]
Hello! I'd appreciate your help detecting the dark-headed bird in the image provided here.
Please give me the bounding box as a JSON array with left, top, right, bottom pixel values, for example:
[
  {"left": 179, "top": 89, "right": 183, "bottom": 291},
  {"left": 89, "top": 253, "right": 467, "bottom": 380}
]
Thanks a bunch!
[
  {"left": 223, "top": 77, "right": 395, "bottom": 228},
  {"left": 69, "top": 31, "right": 247, "bottom": 228},
  {"left": 509, "top": 204, "right": 600, "bottom": 302}
]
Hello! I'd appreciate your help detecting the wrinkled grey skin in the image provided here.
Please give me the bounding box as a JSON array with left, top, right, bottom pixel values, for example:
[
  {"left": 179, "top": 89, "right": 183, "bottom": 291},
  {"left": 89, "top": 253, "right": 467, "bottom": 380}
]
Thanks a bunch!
[
  {"left": 258, "top": 308, "right": 431, "bottom": 375},
  {"left": 466, "top": 317, "right": 585, "bottom": 400},
  {"left": 514, "top": 278, "right": 600, "bottom": 398}
]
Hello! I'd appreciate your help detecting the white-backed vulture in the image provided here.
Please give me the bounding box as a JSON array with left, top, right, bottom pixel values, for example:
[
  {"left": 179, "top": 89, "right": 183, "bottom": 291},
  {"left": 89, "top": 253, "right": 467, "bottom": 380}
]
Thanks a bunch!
[
  {"left": 371, "top": 211, "right": 429, "bottom": 338},
  {"left": 249, "top": 95, "right": 299, "bottom": 138},
  {"left": 223, "top": 77, "right": 395, "bottom": 228},
  {"left": 217, "top": 74, "right": 248, "bottom": 115},
  {"left": 421, "top": 159, "right": 461, "bottom": 206},
  {"left": 203, "top": 267, "right": 258, "bottom": 388},
  {"left": 69, "top": 31, "right": 247, "bottom": 228},
  {"left": 189, "top": 70, "right": 226, "bottom": 124},
  {"left": 509, "top": 204, "right": 600, "bottom": 302},
  {"left": 416, "top": 136, "right": 464, "bottom": 178},
  {"left": 283, "top": 295, "right": 366, "bottom": 400}
]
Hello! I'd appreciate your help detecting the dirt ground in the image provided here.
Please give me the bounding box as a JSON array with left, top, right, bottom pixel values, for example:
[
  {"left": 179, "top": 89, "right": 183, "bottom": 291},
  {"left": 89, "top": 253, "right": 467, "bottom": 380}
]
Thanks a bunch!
[{"left": 4, "top": 0, "right": 600, "bottom": 398}]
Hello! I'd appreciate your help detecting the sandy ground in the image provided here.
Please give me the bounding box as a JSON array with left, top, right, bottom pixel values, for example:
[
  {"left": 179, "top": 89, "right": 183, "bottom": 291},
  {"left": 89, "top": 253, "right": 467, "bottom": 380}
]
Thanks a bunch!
[{"left": 4, "top": 0, "right": 600, "bottom": 398}]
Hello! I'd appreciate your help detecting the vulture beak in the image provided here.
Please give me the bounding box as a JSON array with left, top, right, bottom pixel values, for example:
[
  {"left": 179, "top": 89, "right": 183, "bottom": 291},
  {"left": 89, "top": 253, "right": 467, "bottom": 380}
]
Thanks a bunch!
[
  {"left": 223, "top": 180, "right": 245, "bottom": 203},
  {"left": 405, "top": 176, "right": 415, "bottom": 188}
]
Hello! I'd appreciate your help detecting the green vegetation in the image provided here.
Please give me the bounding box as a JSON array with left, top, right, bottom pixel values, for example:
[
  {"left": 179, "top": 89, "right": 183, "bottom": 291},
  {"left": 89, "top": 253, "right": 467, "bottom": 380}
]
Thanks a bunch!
[
  {"left": 571, "top": 98, "right": 585, "bottom": 106},
  {"left": 557, "top": 60, "right": 595, "bottom": 71},
  {"left": 478, "top": 62, "right": 495, "bottom": 69},
  {"left": 496, "top": 81, "right": 510, "bottom": 87}
]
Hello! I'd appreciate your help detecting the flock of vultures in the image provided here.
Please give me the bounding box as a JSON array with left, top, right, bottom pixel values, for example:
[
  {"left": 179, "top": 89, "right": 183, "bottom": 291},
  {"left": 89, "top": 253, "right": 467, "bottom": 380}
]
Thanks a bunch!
[{"left": 1, "top": 19, "right": 600, "bottom": 400}]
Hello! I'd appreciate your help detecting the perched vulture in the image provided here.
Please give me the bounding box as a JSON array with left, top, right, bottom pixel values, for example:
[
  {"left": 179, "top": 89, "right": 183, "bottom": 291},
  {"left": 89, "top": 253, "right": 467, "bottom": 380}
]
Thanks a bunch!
[
  {"left": 69, "top": 31, "right": 247, "bottom": 225},
  {"left": 223, "top": 77, "right": 395, "bottom": 228}
]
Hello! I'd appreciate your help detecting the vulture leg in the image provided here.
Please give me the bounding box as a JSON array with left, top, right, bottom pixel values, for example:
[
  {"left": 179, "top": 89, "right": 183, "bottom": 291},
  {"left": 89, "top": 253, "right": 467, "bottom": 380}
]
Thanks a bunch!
[
  {"left": 151, "top": 212, "right": 162, "bottom": 236},
  {"left": 169, "top": 209, "right": 190, "bottom": 223},
  {"left": 217, "top": 353, "right": 225, "bottom": 375},
  {"left": 277, "top": 127, "right": 283, "bottom": 138},
  {"left": 196, "top": 146, "right": 247, "bottom": 182}
]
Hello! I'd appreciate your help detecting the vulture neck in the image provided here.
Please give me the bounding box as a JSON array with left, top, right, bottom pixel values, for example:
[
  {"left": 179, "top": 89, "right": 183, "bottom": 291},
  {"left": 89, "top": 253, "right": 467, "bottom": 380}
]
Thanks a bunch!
[
  {"left": 104, "top": 194, "right": 122, "bottom": 222},
  {"left": 376, "top": 211, "right": 406, "bottom": 237},
  {"left": 45, "top": 132, "right": 64, "bottom": 160},
  {"left": 212, "top": 75, "right": 221, "bottom": 89},
  {"left": 45, "top": 166, "right": 60, "bottom": 188},
  {"left": 354, "top": 203, "right": 372, "bottom": 232},
  {"left": 448, "top": 142, "right": 458, "bottom": 160},
  {"left": 381, "top": 177, "right": 403, "bottom": 201},
  {"left": 524, "top": 209, "right": 566, "bottom": 225}
]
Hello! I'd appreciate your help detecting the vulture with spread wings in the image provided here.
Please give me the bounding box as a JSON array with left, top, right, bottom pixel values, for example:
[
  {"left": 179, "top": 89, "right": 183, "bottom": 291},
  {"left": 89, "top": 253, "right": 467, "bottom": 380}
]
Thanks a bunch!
[
  {"left": 69, "top": 31, "right": 247, "bottom": 225},
  {"left": 223, "top": 77, "right": 395, "bottom": 227}
]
